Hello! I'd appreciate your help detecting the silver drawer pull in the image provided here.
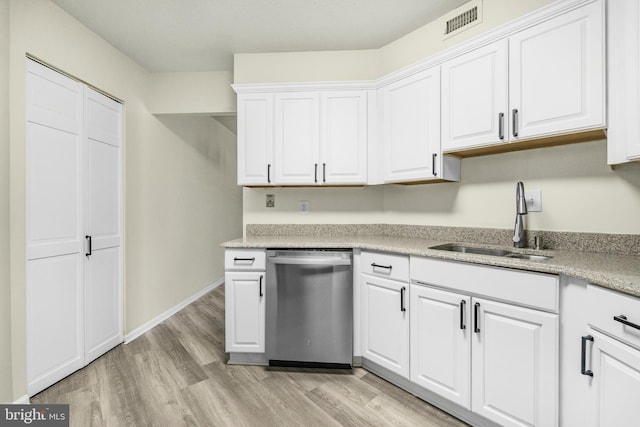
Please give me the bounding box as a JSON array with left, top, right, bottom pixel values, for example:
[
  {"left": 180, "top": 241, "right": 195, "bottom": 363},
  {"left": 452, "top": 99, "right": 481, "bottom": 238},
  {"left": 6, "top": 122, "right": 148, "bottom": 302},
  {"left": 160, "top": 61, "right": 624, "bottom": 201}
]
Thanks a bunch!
[
  {"left": 371, "top": 263, "right": 392, "bottom": 271},
  {"left": 234, "top": 257, "right": 255, "bottom": 262},
  {"left": 614, "top": 315, "right": 640, "bottom": 330}
]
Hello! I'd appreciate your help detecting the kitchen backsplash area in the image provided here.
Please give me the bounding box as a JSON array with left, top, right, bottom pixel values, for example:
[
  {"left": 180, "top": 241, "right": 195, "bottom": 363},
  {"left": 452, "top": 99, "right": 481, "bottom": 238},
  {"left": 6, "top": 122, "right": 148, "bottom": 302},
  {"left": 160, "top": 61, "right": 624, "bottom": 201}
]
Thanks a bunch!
[{"left": 245, "top": 223, "right": 640, "bottom": 256}]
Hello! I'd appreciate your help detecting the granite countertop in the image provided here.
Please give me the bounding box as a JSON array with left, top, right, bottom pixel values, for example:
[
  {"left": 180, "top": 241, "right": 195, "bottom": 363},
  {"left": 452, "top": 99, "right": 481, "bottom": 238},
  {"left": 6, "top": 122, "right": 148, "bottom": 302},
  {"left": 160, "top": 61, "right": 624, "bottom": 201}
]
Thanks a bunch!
[{"left": 222, "top": 225, "right": 640, "bottom": 299}]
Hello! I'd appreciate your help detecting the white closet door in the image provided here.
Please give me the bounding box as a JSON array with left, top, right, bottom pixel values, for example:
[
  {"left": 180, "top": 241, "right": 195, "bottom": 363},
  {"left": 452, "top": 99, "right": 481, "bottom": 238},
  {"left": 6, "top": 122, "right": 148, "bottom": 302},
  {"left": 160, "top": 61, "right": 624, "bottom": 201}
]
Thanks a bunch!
[
  {"left": 26, "top": 59, "right": 84, "bottom": 395},
  {"left": 84, "top": 88, "right": 123, "bottom": 363}
]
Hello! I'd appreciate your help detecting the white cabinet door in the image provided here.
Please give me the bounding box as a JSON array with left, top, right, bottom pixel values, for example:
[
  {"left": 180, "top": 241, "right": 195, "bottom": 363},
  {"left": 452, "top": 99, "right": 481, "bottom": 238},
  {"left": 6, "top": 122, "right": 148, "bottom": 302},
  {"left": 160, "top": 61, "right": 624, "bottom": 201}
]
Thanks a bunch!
[
  {"left": 607, "top": 0, "right": 640, "bottom": 164},
  {"left": 380, "top": 68, "right": 440, "bottom": 183},
  {"left": 321, "top": 91, "right": 367, "bottom": 184},
  {"left": 225, "top": 272, "right": 266, "bottom": 353},
  {"left": 587, "top": 330, "right": 640, "bottom": 427},
  {"left": 509, "top": 1, "right": 604, "bottom": 140},
  {"left": 361, "top": 275, "right": 409, "bottom": 378},
  {"left": 26, "top": 60, "right": 85, "bottom": 395},
  {"left": 442, "top": 39, "right": 508, "bottom": 151},
  {"left": 472, "top": 298, "right": 558, "bottom": 427},
  {"left": 410, "top": 285, "right": 471, "bottom": 408},
  {"left": 83, "top": 88, "right": 123, "bottom": 364},
  {"left": 274, "top": 92, "right": 320, "bottom": 185},
  {"left": 237, "top": 93, "right": 274, "bottom": 185}
]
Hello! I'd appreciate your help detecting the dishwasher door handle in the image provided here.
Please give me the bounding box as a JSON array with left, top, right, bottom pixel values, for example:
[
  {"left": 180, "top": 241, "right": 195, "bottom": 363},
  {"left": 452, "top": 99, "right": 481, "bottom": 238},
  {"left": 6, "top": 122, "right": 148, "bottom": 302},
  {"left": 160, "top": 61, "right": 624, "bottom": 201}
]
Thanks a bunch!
[{"left": 268, "top": 257, "right": 352, "bottom": 266}]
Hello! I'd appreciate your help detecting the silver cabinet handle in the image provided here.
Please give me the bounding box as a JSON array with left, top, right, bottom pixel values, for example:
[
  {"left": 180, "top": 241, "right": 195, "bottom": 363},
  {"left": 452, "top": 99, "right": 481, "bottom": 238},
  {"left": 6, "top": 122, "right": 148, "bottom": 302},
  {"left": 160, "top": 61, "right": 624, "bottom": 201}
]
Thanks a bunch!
[
  {"left": 499, "top": 112, "right": 505, "bottom": 140},
  {"left": 460, "top": 300, "right": 466, "bottom": 330},
  {"left": 400, "top": 287, "right": 406, "bottom": 312},
  {"left": 267, "top": 164, "right": 271, "bottom": 183},
  {"left": 323, "top": 163, "right": 326, "bottom": 183},
  {"left": 431, "top": 153, "right": 437, "bottom": 177},
  {"left": 314, "top": 163, "right": 318, "bottom": 183},
  {"left": 512, "top": 109, "right": 519, "bottom": 137},
  {"left": 259, "top": 275, "right": 264, "bottom": 297}
]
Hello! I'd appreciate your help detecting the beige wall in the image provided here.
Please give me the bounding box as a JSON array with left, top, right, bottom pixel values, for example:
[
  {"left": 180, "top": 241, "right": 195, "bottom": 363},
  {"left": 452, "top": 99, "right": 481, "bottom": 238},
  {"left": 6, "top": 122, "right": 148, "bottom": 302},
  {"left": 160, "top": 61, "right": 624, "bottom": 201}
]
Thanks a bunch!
[
  {"left": 0, "top": 0, "right": 12, "bottom": 404},
  {"left": 237, "top": 0, "right": 640, "bottom": 236},
  {"left": 148, "top": 71, "right": 236, "bottom": 114},
  {"left": 378, "top": 0, "right": 554, "bottom": 75},
  {"left": 8, "top": 0, "right": 241, "bottom": 400},
  {"left": 234, "top": 49, "right": 380, "bottom": 84}
]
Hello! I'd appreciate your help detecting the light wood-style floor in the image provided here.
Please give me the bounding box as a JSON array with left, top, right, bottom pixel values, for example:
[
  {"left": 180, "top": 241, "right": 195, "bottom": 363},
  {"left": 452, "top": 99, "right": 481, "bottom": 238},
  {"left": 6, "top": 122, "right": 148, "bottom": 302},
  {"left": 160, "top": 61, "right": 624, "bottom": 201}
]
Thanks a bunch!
[{"left": 33, "top": 284, "right": 468, "bottom": 427}]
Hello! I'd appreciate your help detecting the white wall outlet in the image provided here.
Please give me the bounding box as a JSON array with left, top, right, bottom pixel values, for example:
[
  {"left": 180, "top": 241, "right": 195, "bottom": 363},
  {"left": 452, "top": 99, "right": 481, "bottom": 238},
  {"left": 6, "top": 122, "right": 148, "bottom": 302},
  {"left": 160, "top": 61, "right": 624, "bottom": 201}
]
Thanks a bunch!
[
  {"left": 266, "top": 194, "right": 275, "bottom": 208},
  {"left": 299, "top": 200, "right": 309, "bottom": 215},
  {"left": 525, "top": 190, "right": 542, "bottom": 212}
]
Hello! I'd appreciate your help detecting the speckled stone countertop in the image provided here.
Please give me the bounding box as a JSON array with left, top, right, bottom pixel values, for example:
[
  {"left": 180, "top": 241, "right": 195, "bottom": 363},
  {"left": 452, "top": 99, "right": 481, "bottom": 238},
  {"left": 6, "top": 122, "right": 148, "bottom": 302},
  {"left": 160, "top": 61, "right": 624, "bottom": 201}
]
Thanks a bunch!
[{"left": 222, "top": 224, "right": 640, "bottom": 298}]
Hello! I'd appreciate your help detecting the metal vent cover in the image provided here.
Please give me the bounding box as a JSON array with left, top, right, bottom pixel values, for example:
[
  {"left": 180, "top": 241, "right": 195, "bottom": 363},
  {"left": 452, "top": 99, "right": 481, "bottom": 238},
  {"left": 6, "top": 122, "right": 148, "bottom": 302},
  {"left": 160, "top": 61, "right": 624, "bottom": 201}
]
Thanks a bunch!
[{"left": 443, "top": 0, "right": 483, "bottom": 39}]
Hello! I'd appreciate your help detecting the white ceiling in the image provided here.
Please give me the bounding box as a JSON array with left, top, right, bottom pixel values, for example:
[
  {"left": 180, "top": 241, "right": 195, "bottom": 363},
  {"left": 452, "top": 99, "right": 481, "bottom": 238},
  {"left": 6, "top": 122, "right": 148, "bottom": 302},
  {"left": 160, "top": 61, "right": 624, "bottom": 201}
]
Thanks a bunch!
[{"left": 51, "top": 0, "right": 469, "bottom": 73}]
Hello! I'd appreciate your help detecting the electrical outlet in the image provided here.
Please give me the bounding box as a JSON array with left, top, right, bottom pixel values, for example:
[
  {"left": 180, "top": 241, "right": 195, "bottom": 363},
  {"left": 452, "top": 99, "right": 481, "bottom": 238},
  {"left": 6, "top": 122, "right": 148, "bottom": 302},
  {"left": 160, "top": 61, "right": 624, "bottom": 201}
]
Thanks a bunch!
[
  {"left": 525, "top": 190, "right": 542, "bottom": 212},
  {"left": 299, "top": 200, "right": 309, "bottom": 215},
  {"left": 266, "top": 194, "right": 275, "bottom": 208}
]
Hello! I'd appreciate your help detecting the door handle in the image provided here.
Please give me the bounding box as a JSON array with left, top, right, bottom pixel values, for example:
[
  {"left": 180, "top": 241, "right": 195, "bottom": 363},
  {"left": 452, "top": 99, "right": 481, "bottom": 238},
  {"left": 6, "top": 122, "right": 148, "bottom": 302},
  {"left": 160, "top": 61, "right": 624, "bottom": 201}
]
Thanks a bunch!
[
  {"left": 512, "top": 109, "right": 519, "bottom": 137},
  {"left": 85, "top": 235, "right": 92, "bottom": 257},
  {"left": 267, "top": 164, "right": 271, "bottom": 183},
  {"left": 323, "top": 163, "right": 326, "bottom": 183},
  {"left": 314, "top": 163, "right": 318, "bottom": 183},
  {"left": 614, "top": 315, "right": 640, "bottom": 330},
  {"left": 431, "top": 153, "right": 437, "bottom": 177},
  {"left": 581, "top": 335, "right": 594, "bottom": 377},
  {"left": 498, "top": 112, "right": 505, "bottom": 140},
  {"left": 400, "top": 286, "right": 406, "bottom": 312},
  {"left": 460, "top": 300, "right": 466, "bottom": 330},
  {"left": 259, "top": 275, "right": 264, "bottom": 297},
  {"left": 474, "top": 302, "right": 480, "bottom": 333}
]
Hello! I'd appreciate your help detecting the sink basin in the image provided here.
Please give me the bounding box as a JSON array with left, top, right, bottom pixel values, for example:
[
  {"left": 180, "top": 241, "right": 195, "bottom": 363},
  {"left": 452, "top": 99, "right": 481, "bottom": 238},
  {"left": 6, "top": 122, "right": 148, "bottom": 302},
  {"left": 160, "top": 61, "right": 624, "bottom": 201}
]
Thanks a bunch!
[
  {"left": 429, "top": 243, "right": 553, "bottom": 261},
  {"left": 429, "top": 243, "right": 511, "bottom": 257},
  {"left": 504, "top": 253, "right": 553, "bottom": 261}
]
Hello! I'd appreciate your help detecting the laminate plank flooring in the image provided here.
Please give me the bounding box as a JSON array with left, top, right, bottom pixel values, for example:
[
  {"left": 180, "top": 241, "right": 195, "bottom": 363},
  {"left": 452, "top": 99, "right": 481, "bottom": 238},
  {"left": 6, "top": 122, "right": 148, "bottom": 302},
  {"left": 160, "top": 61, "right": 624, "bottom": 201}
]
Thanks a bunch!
[{"left": 32, "top": 284, "right": 468, "bottom": 427}]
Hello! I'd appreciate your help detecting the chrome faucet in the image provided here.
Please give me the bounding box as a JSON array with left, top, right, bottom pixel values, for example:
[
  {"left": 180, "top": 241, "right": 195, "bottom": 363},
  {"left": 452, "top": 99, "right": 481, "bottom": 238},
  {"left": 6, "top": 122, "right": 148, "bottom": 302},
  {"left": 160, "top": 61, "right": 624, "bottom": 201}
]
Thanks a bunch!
[{"left": 512, "top": 181, "right": 528, "bottom": 248}]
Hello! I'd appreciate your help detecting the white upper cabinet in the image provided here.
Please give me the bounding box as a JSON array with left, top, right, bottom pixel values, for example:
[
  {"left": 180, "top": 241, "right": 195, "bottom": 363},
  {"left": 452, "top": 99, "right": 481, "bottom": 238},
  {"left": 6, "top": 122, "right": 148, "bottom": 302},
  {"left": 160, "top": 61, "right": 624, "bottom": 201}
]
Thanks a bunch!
[
  {"left": 380, "top": 67, "right": 459, "bottom": 183},
  {"left": 237, "top": 93, "right": 274, "bottom": 185},
  {"left": 607, "top": 0, "right": 640, "bottom": 164},
  {"left": 274, "top": 92, "right": 320, "bottom": 185},
  {"left": 509, "top": 0, "right": 604, "bottom": 140},
  {"left": 321, "top": 91, "right": 368, "bottom": 185},
  {"left": 236, "top": 89, "right": 368, "bottom": 186},
  {"left": 442, "top": 39, "right": 509, "bottom": 151},
  {"left": 442, "top": 0, "right": 605, "bottom": 154}
]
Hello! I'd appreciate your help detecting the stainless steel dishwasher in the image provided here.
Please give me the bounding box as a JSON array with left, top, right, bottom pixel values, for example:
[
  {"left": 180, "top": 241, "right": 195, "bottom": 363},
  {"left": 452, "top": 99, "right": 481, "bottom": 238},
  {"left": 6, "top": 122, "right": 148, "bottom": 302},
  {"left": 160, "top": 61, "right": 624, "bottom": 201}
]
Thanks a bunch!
[{"left": 266, "top": 249, "right": 353, "bottom": 368}]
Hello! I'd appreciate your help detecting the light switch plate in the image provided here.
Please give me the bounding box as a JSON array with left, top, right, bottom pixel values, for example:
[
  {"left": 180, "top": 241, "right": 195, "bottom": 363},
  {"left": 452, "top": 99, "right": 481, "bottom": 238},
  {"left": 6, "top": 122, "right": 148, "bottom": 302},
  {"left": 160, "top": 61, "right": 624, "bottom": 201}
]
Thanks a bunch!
[{"left": 525, "top": 190, "right": 542, "bottom": 212}]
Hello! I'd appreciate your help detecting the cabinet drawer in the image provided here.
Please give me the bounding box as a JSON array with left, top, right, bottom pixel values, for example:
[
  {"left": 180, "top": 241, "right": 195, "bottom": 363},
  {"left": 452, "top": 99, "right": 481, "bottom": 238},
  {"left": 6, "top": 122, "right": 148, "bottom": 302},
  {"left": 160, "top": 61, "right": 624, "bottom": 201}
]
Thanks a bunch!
[
  {"left": 587, "top": 285, "right": 640, "bottom": 349},
  {"left": 225, "top": 249, "right": 266, "bottom": 271},
  {"left": 361, "top": 251, "right": 409, "bottom": 282},
  {"left": 410, "top": 256, "right": 559, "bottom": 312}
]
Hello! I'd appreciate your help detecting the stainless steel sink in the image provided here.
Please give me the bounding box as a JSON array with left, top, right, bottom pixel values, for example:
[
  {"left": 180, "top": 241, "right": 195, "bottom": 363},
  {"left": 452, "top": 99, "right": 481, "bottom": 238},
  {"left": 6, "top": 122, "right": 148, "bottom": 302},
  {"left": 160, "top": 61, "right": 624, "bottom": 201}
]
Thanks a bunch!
[
  {"left": 504, "top": 253, "right": 553, "bottom": 261},
  {"left": 429, "top": 243, "right": 511, "bottom": 257},
  {"left": 429, "top": 243, "right": 553, "bottom": 261}
]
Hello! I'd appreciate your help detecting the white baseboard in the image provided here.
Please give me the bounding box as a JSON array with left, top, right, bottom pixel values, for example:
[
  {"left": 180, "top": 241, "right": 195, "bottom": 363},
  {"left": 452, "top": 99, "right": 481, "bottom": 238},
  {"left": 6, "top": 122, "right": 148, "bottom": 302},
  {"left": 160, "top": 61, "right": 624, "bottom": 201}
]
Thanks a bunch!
[
  {"left": 124, "top": 278, "right": 223, "bottom": 344},
  {"left": 12, "top": 395, "right": 30, "bottom": 404}
]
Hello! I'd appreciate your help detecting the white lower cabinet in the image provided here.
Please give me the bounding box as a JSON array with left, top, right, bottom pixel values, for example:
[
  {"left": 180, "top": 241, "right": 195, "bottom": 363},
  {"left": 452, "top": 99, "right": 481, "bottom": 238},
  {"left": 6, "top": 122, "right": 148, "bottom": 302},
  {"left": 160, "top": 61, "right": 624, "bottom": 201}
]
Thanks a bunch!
[
  {"left": 410, "top": 257, "right": 559, "bottom": 427},
  {"left": 585, "top": 330, "right": 640, "bottom": 427},
  {"left": 224, "top": 250, "right": 266, "bottom": 353},
  {"left": 361, "top": 274, "right": 410, "bottom": 378},
  {"left": 471, "top": 298, "right": 558, "bottom": 427},
  {"left": 410, "top": 285, "right": 471, "bottom": 408}
]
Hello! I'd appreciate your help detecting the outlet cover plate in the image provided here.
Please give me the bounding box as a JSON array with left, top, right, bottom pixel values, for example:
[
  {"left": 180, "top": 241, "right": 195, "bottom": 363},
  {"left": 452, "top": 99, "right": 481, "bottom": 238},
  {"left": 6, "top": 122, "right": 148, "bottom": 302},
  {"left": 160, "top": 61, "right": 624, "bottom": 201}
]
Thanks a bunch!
[
  {"left": 266, "top": 194, "right": 275, "bottom": 208},
  {"left": 525, "top": 190, "right": 542, "bottom": 212}
]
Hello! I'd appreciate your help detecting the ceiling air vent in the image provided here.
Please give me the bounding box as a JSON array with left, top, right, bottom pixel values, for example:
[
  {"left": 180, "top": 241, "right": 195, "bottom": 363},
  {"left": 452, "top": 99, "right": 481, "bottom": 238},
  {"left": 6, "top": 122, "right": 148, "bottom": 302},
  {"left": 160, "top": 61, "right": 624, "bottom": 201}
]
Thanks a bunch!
[{"left": 443, "top": 0, "right": 483, "bottom": 40}]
